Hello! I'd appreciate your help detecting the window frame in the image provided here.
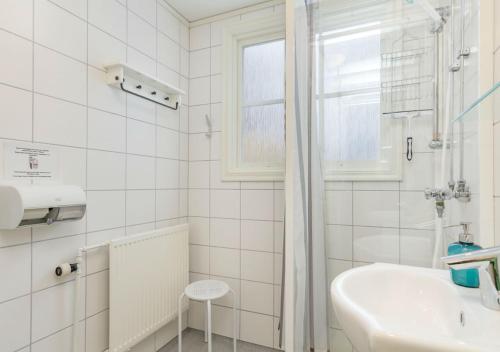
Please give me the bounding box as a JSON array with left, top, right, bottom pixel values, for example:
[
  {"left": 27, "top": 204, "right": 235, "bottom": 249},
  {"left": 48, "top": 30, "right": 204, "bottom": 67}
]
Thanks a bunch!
[{"left": 222, "top": 15, "right": 286, "bottom": 181}]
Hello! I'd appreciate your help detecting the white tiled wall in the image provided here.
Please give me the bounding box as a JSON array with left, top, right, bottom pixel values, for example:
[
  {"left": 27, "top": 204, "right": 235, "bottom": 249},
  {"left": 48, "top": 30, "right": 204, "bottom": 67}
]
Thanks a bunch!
[
  {"left": 186, "top": 4, "right": 285, "bottom": 350},
  {"left": 0, "top": 0, "right": 189, "bottom": 351}
]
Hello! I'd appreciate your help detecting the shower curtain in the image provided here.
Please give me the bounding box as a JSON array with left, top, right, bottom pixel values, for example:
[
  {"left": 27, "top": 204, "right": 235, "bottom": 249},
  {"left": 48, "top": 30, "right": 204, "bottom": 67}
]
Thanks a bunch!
[{"left": 284, "top": 0, "right": 329, "bottom": 350}]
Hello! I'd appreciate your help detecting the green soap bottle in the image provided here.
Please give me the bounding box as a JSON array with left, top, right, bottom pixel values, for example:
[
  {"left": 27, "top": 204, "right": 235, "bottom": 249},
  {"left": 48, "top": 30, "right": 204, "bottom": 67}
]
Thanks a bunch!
[{"left": 448, "top": 222, "right": 482, "bottom": 288}]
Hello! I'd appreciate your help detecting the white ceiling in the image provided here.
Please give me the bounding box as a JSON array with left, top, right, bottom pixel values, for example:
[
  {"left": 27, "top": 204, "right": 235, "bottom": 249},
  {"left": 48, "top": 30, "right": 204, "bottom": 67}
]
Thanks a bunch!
[{"left": 167, "top": 0, "right": 269, "bottom": 22}]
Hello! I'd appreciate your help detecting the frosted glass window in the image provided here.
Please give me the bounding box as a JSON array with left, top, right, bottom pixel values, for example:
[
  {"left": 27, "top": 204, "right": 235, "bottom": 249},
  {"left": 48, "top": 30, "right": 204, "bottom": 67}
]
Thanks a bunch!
[
  {"left": 323, "top": 92, "right": 380, "bottom": 161},
  {"left": 320, "top": 28, "right": 382, "bottom": 162},
  {"left": 240, "top": 39, "right": 285, "bottom": 166}
]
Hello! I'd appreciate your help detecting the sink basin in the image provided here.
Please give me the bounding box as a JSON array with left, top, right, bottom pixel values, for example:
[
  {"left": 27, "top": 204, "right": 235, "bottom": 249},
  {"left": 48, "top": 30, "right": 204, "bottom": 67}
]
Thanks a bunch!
[{"left": 330, "top": 263, "right": 500, "bottom": 352}]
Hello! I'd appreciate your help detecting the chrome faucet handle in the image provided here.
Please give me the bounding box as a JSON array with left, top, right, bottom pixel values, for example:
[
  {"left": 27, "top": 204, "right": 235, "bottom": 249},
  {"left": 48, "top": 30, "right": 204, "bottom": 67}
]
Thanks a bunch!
[{"left": 442, "top": 246, "right": 500, "bottom": 311}]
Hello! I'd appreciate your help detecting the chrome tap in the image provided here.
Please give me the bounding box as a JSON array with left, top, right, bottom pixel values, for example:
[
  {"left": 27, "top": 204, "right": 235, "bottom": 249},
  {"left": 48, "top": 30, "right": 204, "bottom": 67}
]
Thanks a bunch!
[
  {"left": 454, "top": 179, "right": 471, "bottom": 202},
  {"left": 442, "top": 246, "right": 500, "bottom": 311},
  {"left": 424, "top": 188, "right": 452, "bottom": 218}
]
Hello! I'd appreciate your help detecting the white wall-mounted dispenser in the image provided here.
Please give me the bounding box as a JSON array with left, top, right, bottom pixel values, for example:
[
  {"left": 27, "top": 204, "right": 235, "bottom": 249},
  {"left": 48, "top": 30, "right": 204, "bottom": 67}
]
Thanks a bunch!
[{"left": 0, "top": 183, "right": 86, "bottom": 229}]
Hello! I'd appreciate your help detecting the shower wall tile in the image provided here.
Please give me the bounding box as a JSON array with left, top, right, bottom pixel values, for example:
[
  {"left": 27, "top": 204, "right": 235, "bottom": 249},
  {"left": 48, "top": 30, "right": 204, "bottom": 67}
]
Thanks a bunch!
[{"left": 0, "top": 2, "right": 189, "bottom": 350}]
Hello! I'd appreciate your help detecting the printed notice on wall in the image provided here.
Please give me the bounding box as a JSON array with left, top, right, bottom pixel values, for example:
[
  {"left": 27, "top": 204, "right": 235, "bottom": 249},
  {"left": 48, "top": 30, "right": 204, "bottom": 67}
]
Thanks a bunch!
[{"left": 3, "top": 142, "right": 60, "bottom": 182}]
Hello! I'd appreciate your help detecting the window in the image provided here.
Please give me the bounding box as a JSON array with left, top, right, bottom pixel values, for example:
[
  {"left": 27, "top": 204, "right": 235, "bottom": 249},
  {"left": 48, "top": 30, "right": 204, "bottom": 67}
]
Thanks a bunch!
[
  {"left": 223, "top": 16, "right": 285, "bottom": 181},
  {"left": 318, "top": 24, "right": 402, "bottom": 180}
]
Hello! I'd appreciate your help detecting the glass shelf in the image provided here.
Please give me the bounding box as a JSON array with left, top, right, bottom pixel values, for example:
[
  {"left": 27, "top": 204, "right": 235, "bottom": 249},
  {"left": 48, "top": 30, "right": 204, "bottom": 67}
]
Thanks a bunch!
[{"left": 452, "top": 81, "right": 500, "bottom": 123}]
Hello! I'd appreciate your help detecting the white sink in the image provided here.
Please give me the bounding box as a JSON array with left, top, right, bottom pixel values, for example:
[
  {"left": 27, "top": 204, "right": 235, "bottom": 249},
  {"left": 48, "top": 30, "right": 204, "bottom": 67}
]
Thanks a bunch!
[{"left": 330, "top": 263, "right": 500, "bottom": 352}]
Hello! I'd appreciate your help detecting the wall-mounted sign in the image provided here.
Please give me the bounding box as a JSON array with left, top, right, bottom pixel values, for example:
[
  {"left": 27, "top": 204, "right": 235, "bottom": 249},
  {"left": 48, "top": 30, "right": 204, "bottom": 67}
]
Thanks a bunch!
[{"left": 3, "top": 142, "right": 60, "bottom": 182}]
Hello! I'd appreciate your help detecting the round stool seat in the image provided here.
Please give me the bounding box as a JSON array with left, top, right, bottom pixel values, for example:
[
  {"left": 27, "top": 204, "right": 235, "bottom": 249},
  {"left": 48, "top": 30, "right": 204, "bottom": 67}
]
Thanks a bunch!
[{"left": 184, "top": 280, "right": 229, "bottom": 301}]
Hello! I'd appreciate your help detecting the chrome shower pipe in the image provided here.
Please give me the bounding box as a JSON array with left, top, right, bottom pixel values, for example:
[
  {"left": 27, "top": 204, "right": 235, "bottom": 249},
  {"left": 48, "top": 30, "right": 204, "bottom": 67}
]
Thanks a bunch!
[
  {"left": 449, "top": 0, "right": 456, "bottom": 189},
  {"left": 458, "top": 0, "right": 466, "bottom": 182}
]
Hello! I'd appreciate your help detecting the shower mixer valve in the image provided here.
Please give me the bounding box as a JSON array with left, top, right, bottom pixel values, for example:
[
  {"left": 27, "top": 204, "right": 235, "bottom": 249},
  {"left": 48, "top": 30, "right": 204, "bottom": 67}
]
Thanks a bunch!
[{"left": 424, "top": 180, "right": 471, "bottom": 217}]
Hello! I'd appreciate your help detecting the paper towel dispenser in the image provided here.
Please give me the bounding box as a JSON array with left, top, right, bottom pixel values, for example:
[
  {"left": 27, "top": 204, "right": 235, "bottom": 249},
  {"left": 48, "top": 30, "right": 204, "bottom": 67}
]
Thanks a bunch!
[{"left": 0, "top": 183, "right": 86, "bottom": 229}]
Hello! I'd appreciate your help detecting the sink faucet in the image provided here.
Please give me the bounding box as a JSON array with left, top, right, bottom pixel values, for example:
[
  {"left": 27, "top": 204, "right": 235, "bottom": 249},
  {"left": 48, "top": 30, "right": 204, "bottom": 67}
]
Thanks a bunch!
[{"left": 442, "top": 246, "right": 500, "bottom": 310}]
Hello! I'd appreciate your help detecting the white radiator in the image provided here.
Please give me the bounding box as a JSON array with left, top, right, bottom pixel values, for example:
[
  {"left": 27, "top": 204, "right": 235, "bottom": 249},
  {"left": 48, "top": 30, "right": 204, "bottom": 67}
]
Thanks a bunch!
[{"left": 108, "top": 224, "right": 189, "bottom": 352}]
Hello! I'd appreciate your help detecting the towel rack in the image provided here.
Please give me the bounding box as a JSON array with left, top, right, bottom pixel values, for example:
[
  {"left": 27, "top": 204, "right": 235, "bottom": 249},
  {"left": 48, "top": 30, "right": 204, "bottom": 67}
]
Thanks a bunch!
[{"left": 105, "top": 63, "right": 185, "bottom": 110}]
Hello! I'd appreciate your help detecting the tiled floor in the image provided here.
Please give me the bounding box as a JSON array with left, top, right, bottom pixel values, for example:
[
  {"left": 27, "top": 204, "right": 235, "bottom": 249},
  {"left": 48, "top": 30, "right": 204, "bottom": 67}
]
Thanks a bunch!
[{"left": 159, "top": 328, "right": 280, "bottom": 352}]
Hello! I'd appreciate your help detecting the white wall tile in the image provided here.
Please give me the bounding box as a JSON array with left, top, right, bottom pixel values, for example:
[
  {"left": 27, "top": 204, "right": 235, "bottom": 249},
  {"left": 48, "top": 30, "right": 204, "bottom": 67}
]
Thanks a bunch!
[
  {"left": 240, "top": 311, "right": 274, "bottom": 348},
  {"left": 0, "top": 0, "right": 33, "bottom": 39},
  {"left": 35, "top": 0, "right": 87, "bottom": 61},
  {"left": 241, "top": 281, "right": 273, "bottom": 315},
  {"left": 59, "top": 146, "right": 87, "bottom": 188},
  {"left": 156, "top": 158, "right": 179, "bottom": 189},
  {"left": 87, "top": 150, "right": 126, "bottom": 190},
  {"left": 325, "top": 191, "right": 353, "bottom": 225},
  {"left": 158, "top": 32, "right": 180, "bottom": 72},
  {"left": 86, "top": 310, "right": 109, "bottom": 352},
  {"left": 353, "top": 226, "right": 399, "bottom": 264},
  {"left": 0, "top": 228, "right": 31, "bottom": 249},
  {"left": 0, "top": 85, "right": 32, "bottom": 141},
  {"left": 127, "top": 119, "right": 156, "bottom": 156},
  {"left": 88, "top": 0, "right": 126, "bottom": 41},
  {"left": 189, "top": 244, "right": 209, "bottom": 274},
  {"left": 0, "top": 30, "right": 32, "bottom": 90},
  {"left": 35, "top": 45, "right": 86, "bottom": 104},
  {"left": 210, "top": 74, "right": 222, "bottom": 103},
  {"left": 157, "top": 104, "right": 180, "bottom": 130},
  {"left": 32, "top": 280, "right": 85, "bottom": 342},
  {"left": 32, "top": 234, "right": 85, "bottom": 291},
  {"left": 127, "top": 155, "right": 155, "bottom": 190},
  {"left": 326, "top": 225, "right": 353, "bottom": 261},
  {"left": 189, "top": 161, "right": 210, "bottom": 189},
  {"left": 190, "top": 24, "right": 211, "bottom": 50},
  {"left": 241, "top": 250, "right": 273, "bottom": 283},
  {"left": 190, "top": 49, "right": 210, "bottom": 78},
  {"left": 189, "top": 133, "right": 210, "bottom": 161},
  {"left": 189, "top": 77, "right": 210, "bottom": 106},
  {"left": 87, "top": 191, "right": 126, "bottom": 232},
  {"left": 210, "top": 247, "right": 240, "bottom": 278},
  {"left": 189, "top": 105, "right": 210, "bottom": 133},
  {"left": 128, "top": 11, "right": 156, "bottom": 58},
  {"left": 156, "top": 127, "right": 179, "bottom": 159},
  {"left": 210, "top": 190, "right": 240, "bottom": 219},
  {"left": 180, "top": 23, "right": 189, "bottom": 50},
  {"left": 180, "top": 48, "right": 189, "bottom": 78},
  {"left": 31, "top": 323, "right": 84, "bottom": 352},
  {"left": 241, "top": 220, "right": 274, "bottom": 252},
  {"left": 127, "top": 46, "right": 156, "bottom": 77},
  {"left": 50, "top": 0, "right": 87, "bottom": 19},
  {"left": 210, "top": 218, "right": 240, "bottom": 248},
  {"left": 400, "top": 229, "right": 434, "bottom": 267},
  {"left": 126, "top": 190, "right": 156, "bottom": 225},
  {"left": 0, "top": 245, "right": 30, "bottom": 302},
  {"left": 127, "top": 94, "right": 156, "bottom": 124},
  {"left": 189, "top": 189, "right": 209, "bottom": 217},
  {"left": 400, "top": 152, "right": 435, "bottom": 191},
  {"left": 189, "top": 217, "right": 209, "bottom": 245},
  {"left": 241, "top": 190, "right": 274, "bottom": 221},
  {"left": 0, "top": 295, "right": 31, "bottom": 352},
  {"left": 88, "top": 108, "right": 126, "bottom": 152},
  {"left": 211, "top": 46, "right": 222, "bottom": 75},
  {"left": 88, "top": 25, "right": 126, "bottom": 69},
  {"left": 210, "top": 160, "right": 240, "bottom": 190},
  {"left": 400, "top": 191, "right": 435, "bottom": 229},
  {"left": 128, "top": 0, "right": 156, "bottom": 25},
  {"left": 86, "top": 270, "right": 108, "bottom": 316},
  {"left": 34, "top": 94, "right": 87, "bottom": 147},
  {"left": 156, "top": 189, "right": 179, "bottom": 220},
  {"left": 157, "top": 4, "right": 179, "bottom": 42},
  {"left": 353, "top": 191, "right": 399, "bottom": 228},
  {"left": 88, "top": 66, "right": 126, "bottom": 115}
]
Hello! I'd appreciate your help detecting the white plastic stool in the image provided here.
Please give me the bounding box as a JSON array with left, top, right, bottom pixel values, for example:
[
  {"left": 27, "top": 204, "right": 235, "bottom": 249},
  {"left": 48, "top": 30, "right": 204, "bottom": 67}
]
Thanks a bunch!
[{"left": 178, "top": 280, "right": 237, "bottom": 352}]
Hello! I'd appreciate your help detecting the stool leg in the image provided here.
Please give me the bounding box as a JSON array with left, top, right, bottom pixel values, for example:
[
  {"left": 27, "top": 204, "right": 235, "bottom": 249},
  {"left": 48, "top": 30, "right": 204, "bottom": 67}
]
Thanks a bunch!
[
  {"left": 230, "top": 289, "right": 237, "bottom": 352},
  {"left": 207, "top": 300, "right": 212, "bottom": 352},
  {"left": 178, "top": 293, "right": 185, "bottom": 352},
  {"left": 204, "top": 301, "right": 208, "bottom": 342}
]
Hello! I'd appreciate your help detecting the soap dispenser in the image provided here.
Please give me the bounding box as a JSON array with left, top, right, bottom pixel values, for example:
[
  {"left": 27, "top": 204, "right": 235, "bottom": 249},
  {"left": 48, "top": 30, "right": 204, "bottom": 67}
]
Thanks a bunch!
[{"left": 448, "top": 222, "right": 482, "bottom": 288}]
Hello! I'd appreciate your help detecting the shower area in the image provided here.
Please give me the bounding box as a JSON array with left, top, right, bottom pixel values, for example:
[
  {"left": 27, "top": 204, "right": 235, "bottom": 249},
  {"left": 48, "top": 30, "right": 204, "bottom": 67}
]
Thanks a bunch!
[{"left": 284, "top": 0, "right": 482, "bottom": 350}]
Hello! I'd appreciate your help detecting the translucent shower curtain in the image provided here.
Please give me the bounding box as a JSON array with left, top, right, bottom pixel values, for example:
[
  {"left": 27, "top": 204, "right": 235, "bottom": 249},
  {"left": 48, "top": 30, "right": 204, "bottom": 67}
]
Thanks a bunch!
[{"left": 285, "top": 0, "right": 329, "bottom": 350}]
